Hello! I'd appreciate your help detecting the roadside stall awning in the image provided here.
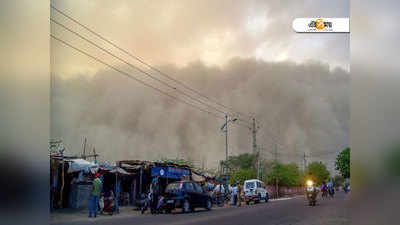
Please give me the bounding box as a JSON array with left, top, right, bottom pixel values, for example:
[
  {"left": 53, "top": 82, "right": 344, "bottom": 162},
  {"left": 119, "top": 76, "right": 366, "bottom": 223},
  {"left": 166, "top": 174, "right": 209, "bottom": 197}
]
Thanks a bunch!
[
  {"left": 192, "top": 172, "right": 205, "bottom": 182},
  {"left": 67, "top": 159, "right": 97, "bottom": 173},
  {"left": 109, "top": 167, "right": 130, "bottom": 175}
]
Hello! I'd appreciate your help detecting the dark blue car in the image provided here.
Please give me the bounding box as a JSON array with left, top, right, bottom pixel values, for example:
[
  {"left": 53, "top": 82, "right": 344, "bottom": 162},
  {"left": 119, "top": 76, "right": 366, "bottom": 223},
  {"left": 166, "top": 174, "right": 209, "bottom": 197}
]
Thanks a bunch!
[{"left": 163, "top": 181, "right": 212, "bottom": 213}]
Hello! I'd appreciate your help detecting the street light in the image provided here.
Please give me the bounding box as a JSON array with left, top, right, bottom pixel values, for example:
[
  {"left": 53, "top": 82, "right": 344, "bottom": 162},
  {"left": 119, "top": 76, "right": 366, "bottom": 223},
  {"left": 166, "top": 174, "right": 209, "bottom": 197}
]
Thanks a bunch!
[{"left": 221, "top": 115, "right": 237, "bottom": 188}]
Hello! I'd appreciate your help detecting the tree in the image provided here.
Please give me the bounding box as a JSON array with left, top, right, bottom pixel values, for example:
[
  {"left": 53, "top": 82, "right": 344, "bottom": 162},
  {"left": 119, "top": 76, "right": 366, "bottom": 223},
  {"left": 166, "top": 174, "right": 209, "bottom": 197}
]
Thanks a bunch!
[
  {"left": 333, "top": 175, "right": 345, "bottom": 187},
  {"left": 230, "top": 169, "right": 256, "bottom": 184},
  {"left": 335, "top": 148, "right": 350, "bottom": 179},
  {"left": 306, "top": 162, "right": 330, "bottom": 185},
  {"left": 226, "top": 153, "right": 257, "bottom": 170},
  {"left": 267, "top": 163, "right": 303, "bottom": 187}
]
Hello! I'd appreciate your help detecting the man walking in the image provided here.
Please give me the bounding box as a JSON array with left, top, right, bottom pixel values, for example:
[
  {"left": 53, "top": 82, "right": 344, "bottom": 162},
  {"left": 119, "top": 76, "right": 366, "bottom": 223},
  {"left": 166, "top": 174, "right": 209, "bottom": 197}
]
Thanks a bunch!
[{"left": 89, "top": 173, "right": 102, "bottom": 218}]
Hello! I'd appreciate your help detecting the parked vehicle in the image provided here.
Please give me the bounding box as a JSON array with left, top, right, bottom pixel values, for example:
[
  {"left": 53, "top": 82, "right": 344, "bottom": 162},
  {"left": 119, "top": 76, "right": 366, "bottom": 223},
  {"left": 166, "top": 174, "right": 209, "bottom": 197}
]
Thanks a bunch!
[
  {"left": 243, "top": 179, "right": 269, "bottom": 205},
  {"left": 163, "top": 181, "right": 213, "bottom": 213}
]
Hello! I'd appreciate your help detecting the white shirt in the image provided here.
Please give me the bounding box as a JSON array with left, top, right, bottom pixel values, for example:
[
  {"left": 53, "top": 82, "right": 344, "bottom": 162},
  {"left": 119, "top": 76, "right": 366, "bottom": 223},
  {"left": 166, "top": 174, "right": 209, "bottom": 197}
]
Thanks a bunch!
[{"left": 232, "top": 186, "right": 238, "bottom": 195}]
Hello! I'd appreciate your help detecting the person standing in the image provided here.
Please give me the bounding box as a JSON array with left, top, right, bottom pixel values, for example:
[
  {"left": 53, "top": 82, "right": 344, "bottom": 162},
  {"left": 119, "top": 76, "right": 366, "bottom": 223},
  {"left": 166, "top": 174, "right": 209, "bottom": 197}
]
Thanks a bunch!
[
  {"left": 115, "top": 178, "right": 121, "bottom": 214},
  {"left": 232, "top": 183, "right": 238, "bottom": 206},
  {"left": 89, "top": 173, "right": 102, "bottom": 218},
  {"left": 237, "top": 182, "right": 242, "bottom": 207},
  {"left": 150, "top": 175, "right": 160, "bottom": 214}
]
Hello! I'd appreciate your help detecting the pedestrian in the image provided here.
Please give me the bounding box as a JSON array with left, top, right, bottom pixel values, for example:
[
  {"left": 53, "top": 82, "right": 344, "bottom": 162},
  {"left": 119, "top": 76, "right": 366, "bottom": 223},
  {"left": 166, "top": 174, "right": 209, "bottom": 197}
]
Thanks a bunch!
[
  {"left": 99, "top": 193, "right": 104, "bottom": 214},
  {"left": 232, "top": 183, "right": 238, "bottom": 206},
  {"left": 237, "top": 182, "right": 242, "bottom": 207},
  {"left": 150, "top": 175, "right": 160, "bottom": 214},
  {"left": 89, "top": 173, "right": 102, "bottom": 218},
  {"left": 115, "top": 178, "right": 121, "bottom": 214}
]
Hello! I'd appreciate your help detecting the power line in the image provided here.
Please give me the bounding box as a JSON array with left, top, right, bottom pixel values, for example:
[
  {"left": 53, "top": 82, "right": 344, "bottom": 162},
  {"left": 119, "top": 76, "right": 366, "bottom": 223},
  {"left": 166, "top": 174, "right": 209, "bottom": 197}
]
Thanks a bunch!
[
  {"left": 50, "top": 4, "right": 254, "bottom": 122},
  {"left": 50, "top": 18, "right": 233, "bottom": 119}
]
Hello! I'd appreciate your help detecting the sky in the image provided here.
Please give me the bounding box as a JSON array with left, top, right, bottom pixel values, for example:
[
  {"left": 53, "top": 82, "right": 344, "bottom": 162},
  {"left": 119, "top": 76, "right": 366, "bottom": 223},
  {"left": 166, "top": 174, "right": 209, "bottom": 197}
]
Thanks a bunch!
[{"left": 50, "top": 0, "right": 350, "bottom": 173}]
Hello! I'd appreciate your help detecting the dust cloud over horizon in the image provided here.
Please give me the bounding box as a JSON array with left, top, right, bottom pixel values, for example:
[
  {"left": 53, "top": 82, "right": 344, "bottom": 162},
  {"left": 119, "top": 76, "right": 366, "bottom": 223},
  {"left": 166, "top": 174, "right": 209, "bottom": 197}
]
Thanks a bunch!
[{"left": 51, "top": 58, "right": 349, "bottom": 171}]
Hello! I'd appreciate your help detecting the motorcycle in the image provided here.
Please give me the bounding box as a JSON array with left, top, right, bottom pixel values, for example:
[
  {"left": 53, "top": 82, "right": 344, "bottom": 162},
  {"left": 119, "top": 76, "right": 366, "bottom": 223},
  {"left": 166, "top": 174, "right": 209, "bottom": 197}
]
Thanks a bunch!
[
  {"left": 305, "top": 180, "right": 318, "bottom": 206},
  {"left": 328, "top": 187, "right": 335, "bottom": 198},
  {"left": 103, "top": 193, "right": 115, "bottom": 215},
  {"left": 321, "top": 188, "right": 328, "bottom": 198},
  {"left": 136, "top": 193, "right": 149, "bottom": 214}
]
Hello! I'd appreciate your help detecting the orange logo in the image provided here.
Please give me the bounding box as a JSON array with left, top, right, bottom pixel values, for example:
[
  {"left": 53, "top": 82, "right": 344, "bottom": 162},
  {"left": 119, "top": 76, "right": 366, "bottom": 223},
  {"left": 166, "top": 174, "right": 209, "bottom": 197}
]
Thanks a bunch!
[{"left": 315, "top": 19, "right": 325, "bottom": 30}]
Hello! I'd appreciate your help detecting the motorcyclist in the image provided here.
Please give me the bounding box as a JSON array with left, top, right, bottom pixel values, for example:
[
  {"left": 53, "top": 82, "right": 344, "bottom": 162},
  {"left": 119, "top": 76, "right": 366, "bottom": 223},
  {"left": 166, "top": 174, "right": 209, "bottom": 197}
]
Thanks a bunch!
[
  {"left": 213, "top": 183, "right": 225, "bottom": 206},
  {"left": 321, "top": 182, "right": 327, "bottom": 198},
  {"left": 306, "top": 180, "right": 318, "bottom": 206},
  {"left": 327, "top": 180, "right": 334, "bottom": 198}
]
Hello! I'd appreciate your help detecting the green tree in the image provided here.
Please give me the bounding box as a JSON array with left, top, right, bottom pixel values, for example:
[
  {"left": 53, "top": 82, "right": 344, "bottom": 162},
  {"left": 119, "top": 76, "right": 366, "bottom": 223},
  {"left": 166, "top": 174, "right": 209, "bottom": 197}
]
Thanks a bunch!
[
  {"left": 225, "top": 153, "right": 257, "bottom": 170},
  {"left": 230, "top": 169, "right": 257, "bottom": 184},
  {"left": 332, "top": 175, "right": 345, "bottom": 187},
  {"left": 267, "top": 163, "right": 303, "bottom": 187},
  {"left": 306, "top": 162, "right": 330, "bottom": 185},
  {"left": 335, "top": 148, "right": 350, "bottom": 179}
]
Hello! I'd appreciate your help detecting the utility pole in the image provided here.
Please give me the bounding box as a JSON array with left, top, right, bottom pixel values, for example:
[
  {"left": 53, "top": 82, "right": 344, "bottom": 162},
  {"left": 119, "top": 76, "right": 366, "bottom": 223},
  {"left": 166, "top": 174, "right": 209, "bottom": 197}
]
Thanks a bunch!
[
  {"left": 82, "top": 137, "right": 87, "bottom": 160},
  {"left": 225, "top": 114, "right": 229, "bottom": 187},
  {"left": 253, "top": 118, "right": 260, "bottom": 179},
  {"left": 275, "top": 143, "right": 278, "bottom": 198},
  {"left": 93, "top": 147, "right": 97, "bottom": 163},
  {"left": 257, "top": 146, "right": 262, "bottom": 180},
  {"left": 221, "top": 115, "right": 237, "bottom": 187},
  {"left": 303, "top": 152, "right": 307, "bottom": 172},
  {"left": 252, "top": 118, "right": 257, "bottom": 154}
]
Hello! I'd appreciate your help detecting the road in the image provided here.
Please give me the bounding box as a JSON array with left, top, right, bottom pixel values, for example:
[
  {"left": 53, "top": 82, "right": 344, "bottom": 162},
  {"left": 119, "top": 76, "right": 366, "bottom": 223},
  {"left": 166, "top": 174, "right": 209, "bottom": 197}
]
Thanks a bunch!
[{"left": 52, "top": 192, "right": 350, "bottom": 225}]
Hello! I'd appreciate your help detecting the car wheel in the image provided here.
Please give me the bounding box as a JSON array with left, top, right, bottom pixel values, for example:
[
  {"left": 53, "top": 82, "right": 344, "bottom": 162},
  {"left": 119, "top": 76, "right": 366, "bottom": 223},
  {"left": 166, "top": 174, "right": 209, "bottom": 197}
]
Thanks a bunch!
[
  {"left": 165, "top": 209, "right": 172, "bottom": 214},
  {"left": 182, "top": 199, "right": 190, "bottom": 213},
  {"left": 205, "top": 198, "right": 212, "bottom": 210}
]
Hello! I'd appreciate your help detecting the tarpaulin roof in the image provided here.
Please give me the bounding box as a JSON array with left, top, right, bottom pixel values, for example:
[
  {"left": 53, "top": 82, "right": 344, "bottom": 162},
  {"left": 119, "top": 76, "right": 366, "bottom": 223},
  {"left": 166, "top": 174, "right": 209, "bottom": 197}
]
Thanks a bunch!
[
  {"left": 110, "top": 167, "right": 130, "bottom": 175},
  {"left": 191, "top": 172, "right": 205, "bottom": 182},
  {"left": 67, "top": 159, "right": 97, "bottom": 173},
  {"left": 91, "top": 165, "right": 131, "bottom": 175}
]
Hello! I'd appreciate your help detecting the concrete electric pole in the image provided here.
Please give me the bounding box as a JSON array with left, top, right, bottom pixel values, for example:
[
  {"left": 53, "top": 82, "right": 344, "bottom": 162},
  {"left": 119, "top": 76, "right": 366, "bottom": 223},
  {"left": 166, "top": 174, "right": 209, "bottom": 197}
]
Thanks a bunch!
[
  {"left": 275, "top": 143, "right": 278, "bottom": 198},
  {"left": 252, "top": 118, "right": 257, "bottom": 154},
  {"left": 225, "top": 114, "right": 228, "bottom": 186}
]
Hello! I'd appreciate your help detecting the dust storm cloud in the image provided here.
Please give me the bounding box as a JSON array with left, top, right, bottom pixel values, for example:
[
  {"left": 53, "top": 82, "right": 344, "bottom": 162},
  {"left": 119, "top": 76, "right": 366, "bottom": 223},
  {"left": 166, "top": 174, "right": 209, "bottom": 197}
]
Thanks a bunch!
[{"left": 51, "top": 58, "right": 349, "bottom": 169}]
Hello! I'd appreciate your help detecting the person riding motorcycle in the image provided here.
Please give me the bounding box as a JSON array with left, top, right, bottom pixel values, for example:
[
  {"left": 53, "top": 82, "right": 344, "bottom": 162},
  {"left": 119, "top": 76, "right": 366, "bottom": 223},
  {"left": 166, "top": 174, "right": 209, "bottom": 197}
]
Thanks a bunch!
[
  {"left": 321, "top": 182, "right": 328, "bottom": 198},
  {"left": 306, "top": 180, "right": 318, "bottom": 206},
  {"left": 327, "top": 180, "right": 335, "bottom": 198},
  {"left": 213, "top": 183, "right": 225, "bottom": 206}
]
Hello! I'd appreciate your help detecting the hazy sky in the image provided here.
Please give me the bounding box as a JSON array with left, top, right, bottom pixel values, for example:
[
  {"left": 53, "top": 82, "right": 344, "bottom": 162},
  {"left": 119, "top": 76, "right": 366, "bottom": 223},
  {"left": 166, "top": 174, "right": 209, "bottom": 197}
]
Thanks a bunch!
[
  {"left": 51, "top": 0, "right": 349, "bottom": 74},
  {"left": 50, "top": 0, "right": 349, "bottom": 172}
]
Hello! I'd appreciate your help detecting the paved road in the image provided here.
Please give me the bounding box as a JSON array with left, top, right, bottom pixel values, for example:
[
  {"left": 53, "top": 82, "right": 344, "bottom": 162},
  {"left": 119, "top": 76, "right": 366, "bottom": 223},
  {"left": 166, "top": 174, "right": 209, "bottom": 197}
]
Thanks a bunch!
[{"left": 52, "top": 192, "right": 350, "bottom": 225}]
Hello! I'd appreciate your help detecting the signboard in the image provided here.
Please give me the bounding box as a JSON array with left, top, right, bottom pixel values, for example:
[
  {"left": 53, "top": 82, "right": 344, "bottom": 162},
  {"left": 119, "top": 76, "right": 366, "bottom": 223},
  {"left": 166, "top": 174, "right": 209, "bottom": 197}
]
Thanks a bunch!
[{"left": 151, "top": 166, "right": 190, "bottom": 179}]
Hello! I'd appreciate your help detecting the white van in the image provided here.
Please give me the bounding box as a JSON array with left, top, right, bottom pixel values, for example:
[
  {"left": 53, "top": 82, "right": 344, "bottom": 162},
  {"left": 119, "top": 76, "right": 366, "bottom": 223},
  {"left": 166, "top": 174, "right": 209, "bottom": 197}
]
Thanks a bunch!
[{"left": 243, "top": 179, "right": 269, "bottom": 204}]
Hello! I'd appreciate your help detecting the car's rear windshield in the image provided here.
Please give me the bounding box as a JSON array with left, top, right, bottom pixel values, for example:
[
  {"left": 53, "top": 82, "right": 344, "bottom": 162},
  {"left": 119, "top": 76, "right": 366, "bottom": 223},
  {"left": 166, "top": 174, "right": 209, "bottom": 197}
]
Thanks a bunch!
[
  {"left": 165, "top": 183, "right": 182, "bottom": 192},
  {"left": 245, "top": 182, "right": 255, "bottom": 189}
]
